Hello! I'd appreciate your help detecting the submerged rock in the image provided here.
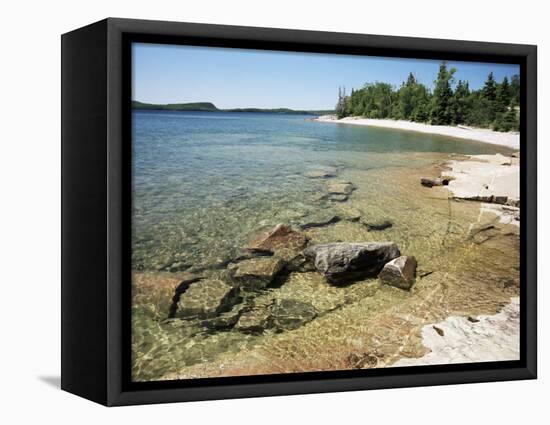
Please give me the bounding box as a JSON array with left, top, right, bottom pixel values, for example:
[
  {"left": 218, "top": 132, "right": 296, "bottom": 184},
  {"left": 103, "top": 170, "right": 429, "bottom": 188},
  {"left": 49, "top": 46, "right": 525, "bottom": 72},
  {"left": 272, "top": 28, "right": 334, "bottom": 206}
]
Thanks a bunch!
[
  {"left": 310, "top": 192, "right": 329, "bottom": 203},
  {"left": 299, "top": 213, "right": 341, "bottom": 229},
  {"left": 167, "top": 261, "right": 192, "bottom": 272},
  {"left": 468, "top": 222, "right": 500, "bottom": 244},
  {"left": 336, "top": 206, "right": 362, "bottom": 222},
  {"left": 246, "top": 224, "right": 308, "bottom": 260},
  {"left": 305, "top": 169, "right": 337, "bottom": 179},
  {"left": 329, "top": 194, "right": 349, "bottom": 202},
  {"left": 378, "top": 255, "right": 417, "bottom": 290},
  {"left": 229, "top": 256, "right": 285, "bottom": 289},
  {"left": 328, "top": 181, "right": 356, "bottom": 195},
  {"left": 201, "top": 304, "right": 243, "bottom": 329},
  {"left": 269, "top": 299, "right": 317, "bottom": 331},
  {"left": 304, "top": 242, "right": 401, "bottom": 283},
  {"left": 363, "top": 219, "right": 393, "bottom": 231},
  {"left": 176, "top": 279, "right": 239, "bottom": 319},
  {"left": 235, "top": 299, "right": 317, "bottom": 334},
  {"left": 132, "top": 271, "right": 202, "bottom": 319},
  {"left": 235, "top": 308, "right": 271, "bottom": 333}
]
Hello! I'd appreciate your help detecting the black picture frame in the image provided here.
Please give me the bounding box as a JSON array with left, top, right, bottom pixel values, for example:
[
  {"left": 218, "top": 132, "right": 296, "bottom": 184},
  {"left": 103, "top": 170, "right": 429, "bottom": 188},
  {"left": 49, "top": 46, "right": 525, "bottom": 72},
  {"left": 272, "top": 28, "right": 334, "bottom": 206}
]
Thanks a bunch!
[{"left": 61, "top": 17, "right": 537, "bottom": 406}]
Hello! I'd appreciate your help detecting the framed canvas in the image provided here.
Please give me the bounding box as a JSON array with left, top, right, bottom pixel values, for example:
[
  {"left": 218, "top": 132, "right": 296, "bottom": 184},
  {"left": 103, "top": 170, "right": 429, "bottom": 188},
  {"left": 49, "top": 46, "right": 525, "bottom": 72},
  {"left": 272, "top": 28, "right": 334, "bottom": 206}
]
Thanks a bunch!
[{"left": 61, "top": 18, "right": 537, "bottom": 406}]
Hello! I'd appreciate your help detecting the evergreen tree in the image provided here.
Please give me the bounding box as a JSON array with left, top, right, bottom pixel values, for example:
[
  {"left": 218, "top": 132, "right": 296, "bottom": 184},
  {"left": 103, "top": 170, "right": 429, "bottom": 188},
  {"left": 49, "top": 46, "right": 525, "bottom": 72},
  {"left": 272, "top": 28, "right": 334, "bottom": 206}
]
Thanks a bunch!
[
  {"left": 430, "top": 63, "right": 456, "bottom": 125},
  {"left": 396, "top": 73, "right": 418, "bottom": 119},
  {"left": 451, "top": 80, "right": 471, "bottom": 124},
  {"left": 335, "top": 65, "right": 518, "bottom": 132},
  {"left": 410, "top": 88, "right": 431, "bottom": 123},
  {"left": 493, "top": 107, "right": 519, "bottom": 132},
  {"left": 480, "top": 72, "right": 499, "bottom": 123},
  {"left": 482, "top": 72, "right": 498, "bottom": 101},
  {"left": 496, "top": 76, "right": 511, "bottom": 113},
  {"left": 509, "top": 74, "right": 520, "bottom": 106}
]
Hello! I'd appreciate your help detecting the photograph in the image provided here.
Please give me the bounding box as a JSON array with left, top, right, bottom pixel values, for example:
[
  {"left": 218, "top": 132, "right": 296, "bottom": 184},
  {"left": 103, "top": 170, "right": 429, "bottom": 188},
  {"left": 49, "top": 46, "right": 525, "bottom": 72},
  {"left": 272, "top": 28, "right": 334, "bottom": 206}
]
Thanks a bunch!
[{"left": 130, "top": 43, "right": 521, "bottom": 382}]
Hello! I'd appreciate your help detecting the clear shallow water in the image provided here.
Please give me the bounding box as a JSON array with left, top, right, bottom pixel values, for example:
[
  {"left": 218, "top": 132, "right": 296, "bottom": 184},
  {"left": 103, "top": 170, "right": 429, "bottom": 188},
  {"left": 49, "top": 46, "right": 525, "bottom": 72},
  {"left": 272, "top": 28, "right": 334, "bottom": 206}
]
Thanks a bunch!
[
  {"left": 131, "top": 110, "right": 518, "bottom": 381},
  {"left": 132, "top": 110, "right": 509, "bottom": 271}
]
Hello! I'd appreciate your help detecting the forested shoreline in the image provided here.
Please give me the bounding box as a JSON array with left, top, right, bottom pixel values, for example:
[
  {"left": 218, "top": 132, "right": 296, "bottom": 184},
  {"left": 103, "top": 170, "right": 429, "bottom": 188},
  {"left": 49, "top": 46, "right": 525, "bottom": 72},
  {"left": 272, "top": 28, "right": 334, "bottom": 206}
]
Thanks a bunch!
[{"left": 335, "top": 63, "right": 520, "bottom": 132}]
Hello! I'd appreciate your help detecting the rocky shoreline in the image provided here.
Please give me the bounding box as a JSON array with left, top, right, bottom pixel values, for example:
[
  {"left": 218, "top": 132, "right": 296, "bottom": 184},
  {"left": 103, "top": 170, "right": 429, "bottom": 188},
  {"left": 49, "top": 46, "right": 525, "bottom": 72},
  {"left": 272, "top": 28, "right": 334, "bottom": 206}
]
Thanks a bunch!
[
  {"left": 392, "top": 297, "right": 520, "bottom": 366},
  {"left": 420, "top": 151, "right": 520, "bottom": 226}
]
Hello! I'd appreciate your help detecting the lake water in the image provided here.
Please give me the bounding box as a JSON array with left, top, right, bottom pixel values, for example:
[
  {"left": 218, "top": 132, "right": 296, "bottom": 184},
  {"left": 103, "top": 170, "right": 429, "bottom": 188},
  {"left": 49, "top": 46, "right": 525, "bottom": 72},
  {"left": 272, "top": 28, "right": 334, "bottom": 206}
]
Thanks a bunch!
[
  {"left": 131, "top": 110, "right": 518, "bottom": 381},
  {"left": 132, "top": 110, "right": 508, "bottom": 272}
]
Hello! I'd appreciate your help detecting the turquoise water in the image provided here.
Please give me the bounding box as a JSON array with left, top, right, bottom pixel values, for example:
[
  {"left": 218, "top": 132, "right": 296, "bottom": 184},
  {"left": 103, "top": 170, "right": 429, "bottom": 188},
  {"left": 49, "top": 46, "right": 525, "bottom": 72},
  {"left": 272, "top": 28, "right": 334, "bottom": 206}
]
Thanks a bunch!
[{"left": 132, "top": 110, "right": 508, "bottom": 272}]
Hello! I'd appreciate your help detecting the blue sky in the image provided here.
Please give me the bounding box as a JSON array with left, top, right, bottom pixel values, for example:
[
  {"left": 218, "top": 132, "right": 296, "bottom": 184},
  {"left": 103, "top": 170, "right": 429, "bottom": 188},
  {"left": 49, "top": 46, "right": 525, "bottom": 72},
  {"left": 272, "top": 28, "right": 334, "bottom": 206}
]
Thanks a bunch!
[{"left": 132, "top": 43, "right": 520, "bottom": 110}]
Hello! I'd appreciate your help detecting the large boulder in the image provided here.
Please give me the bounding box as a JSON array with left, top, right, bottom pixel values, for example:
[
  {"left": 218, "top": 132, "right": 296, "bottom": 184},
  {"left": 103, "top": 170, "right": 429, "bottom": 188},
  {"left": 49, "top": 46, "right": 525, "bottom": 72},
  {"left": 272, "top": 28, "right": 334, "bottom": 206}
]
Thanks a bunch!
[
  {"left": 269, "top": 299, "right": 317, "bottom": 331},
  {"left": 229, "top": 256, "right": 285, "bottom": 289},
  {"left": 246, "top": 224, "right": 308, "bottom": 260},
  {"left": 378, "top": 256, "right": 417, "bottom": 290},
  {"left": 304, "top": 242, "right": 401, "bottom": 283},
  {"left": 176, "top": 278, "right": 240, "bottom": 319}
]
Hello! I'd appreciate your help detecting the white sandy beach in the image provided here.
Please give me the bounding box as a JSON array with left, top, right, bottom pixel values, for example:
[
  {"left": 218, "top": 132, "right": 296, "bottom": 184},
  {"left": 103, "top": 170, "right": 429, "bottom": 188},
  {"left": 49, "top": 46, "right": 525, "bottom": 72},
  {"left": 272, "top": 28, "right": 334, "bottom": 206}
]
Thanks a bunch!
[{"left": 315, "top": 115, "right": 520, "bottom": 149}]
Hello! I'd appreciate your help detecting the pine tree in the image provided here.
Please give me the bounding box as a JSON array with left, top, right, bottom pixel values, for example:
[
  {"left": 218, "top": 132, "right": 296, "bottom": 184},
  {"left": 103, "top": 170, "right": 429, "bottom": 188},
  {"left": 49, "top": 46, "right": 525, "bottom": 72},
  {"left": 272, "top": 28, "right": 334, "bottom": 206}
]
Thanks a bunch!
[
  {"left": 431, "top": 63, "right": 455, "bottom": 125},
  {"left": 482, "top": 72, "right": 497, "bottom": 101},
  {"left": 397, "top": 73, "right": 418, "bottom": 119},
  {"left": 451, "top": 80, "right": 471, "bottom": 124},
  {"left": 510, "top": 74, "right": 520, "bottom": 106},
  {"left": 496, "top": 76, "right": 511, "bottom": 113},
  {"left": 481, "top": 72, "right": 499, "bottom": 123}
]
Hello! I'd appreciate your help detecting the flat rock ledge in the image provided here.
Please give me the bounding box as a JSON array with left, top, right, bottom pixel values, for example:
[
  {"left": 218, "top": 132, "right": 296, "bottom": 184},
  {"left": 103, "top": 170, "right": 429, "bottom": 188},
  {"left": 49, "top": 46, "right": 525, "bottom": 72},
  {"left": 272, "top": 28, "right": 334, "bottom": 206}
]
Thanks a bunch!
[
  {"left": 378, "top": 255, "right": 417, "bottom": 290},
  {"left": 304, "top": 242, "right": 401, "bottom": 284},
  {"left": 392, "top": 298, "right": 520, "bottom": 366},
  {"left": 444, "top": 153, "right": 519, "bottom": 207}
]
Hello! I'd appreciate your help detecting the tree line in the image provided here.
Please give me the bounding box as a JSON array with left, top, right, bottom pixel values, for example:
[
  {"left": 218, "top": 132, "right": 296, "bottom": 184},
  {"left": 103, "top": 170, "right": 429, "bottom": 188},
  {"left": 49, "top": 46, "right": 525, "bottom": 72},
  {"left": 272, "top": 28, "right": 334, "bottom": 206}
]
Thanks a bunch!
[{"left": 334, "top": 63, "right": 519, "bottom": 132}]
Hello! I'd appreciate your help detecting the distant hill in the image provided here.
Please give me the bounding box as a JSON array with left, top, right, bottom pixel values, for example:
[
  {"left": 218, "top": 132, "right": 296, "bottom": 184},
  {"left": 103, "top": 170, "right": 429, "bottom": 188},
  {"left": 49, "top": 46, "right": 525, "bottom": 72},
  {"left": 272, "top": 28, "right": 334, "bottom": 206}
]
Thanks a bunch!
[
  {"left": 132, "top": 101, "right": 332, "bottom": 115},
  {"left": 132, "top": 101, "right": 219, "bottom": 111},
  {"left": 225, "top": 107, "right": 334, "bottom": 115}
]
